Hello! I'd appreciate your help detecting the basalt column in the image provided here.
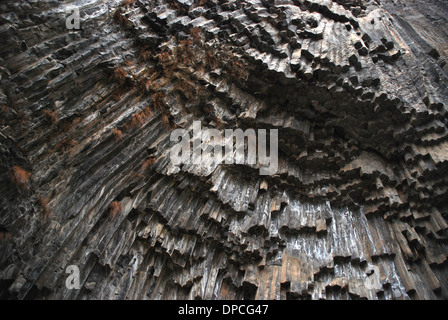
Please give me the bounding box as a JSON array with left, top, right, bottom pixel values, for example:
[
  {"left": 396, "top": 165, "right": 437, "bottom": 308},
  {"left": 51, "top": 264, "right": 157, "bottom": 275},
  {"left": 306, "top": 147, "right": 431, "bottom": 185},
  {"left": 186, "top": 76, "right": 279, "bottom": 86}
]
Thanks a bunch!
[{"left": 1, "top": 0, "right": 448, "bottom": 300}]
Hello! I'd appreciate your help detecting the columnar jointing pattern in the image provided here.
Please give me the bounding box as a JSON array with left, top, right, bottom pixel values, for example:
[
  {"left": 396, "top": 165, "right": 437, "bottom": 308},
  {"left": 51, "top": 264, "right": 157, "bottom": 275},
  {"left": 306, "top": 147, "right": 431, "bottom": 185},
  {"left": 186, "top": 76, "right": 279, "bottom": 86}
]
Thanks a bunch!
[{"left": 0, "top": 0, "right": 447, "bottom": 300}]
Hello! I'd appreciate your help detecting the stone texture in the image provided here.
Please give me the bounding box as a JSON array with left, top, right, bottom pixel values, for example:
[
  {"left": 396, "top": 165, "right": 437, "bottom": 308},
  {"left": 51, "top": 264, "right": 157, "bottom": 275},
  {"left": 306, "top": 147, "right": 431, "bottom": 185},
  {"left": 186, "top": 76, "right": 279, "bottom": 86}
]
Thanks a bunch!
[{"left": 0, "top": 0, "right": 447, "bottom": 300}]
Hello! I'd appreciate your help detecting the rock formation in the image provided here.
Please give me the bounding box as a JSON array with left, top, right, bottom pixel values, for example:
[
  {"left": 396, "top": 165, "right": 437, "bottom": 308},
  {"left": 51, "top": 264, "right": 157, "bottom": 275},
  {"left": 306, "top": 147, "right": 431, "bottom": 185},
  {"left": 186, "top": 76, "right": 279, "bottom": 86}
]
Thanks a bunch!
[{"left": 0, "top": 0, "right": 447, "bottom": 300}]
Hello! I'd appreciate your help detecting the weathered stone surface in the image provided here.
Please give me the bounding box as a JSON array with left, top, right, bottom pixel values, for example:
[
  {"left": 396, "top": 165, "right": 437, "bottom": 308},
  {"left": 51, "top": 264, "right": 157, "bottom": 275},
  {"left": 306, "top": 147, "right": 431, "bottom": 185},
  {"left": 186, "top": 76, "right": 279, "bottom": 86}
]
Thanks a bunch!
[{"left": 0, "top": 0, "right": 447, "bottom": 300}]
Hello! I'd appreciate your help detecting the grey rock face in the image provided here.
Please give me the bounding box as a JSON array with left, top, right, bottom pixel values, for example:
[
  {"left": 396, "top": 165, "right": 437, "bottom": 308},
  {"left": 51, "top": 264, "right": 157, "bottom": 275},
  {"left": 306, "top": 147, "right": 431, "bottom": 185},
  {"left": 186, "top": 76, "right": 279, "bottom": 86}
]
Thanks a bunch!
[{"left": 0, "top": 0, "right": 447, "bottom": 300}]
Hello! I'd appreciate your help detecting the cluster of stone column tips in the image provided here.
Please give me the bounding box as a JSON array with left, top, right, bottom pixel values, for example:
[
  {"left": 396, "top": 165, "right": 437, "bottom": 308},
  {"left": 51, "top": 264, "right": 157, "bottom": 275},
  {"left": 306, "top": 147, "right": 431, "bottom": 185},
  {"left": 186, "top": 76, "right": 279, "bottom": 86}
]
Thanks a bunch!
[{"left": 0, "top": 0, "right": 447, "bottom": 299}]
